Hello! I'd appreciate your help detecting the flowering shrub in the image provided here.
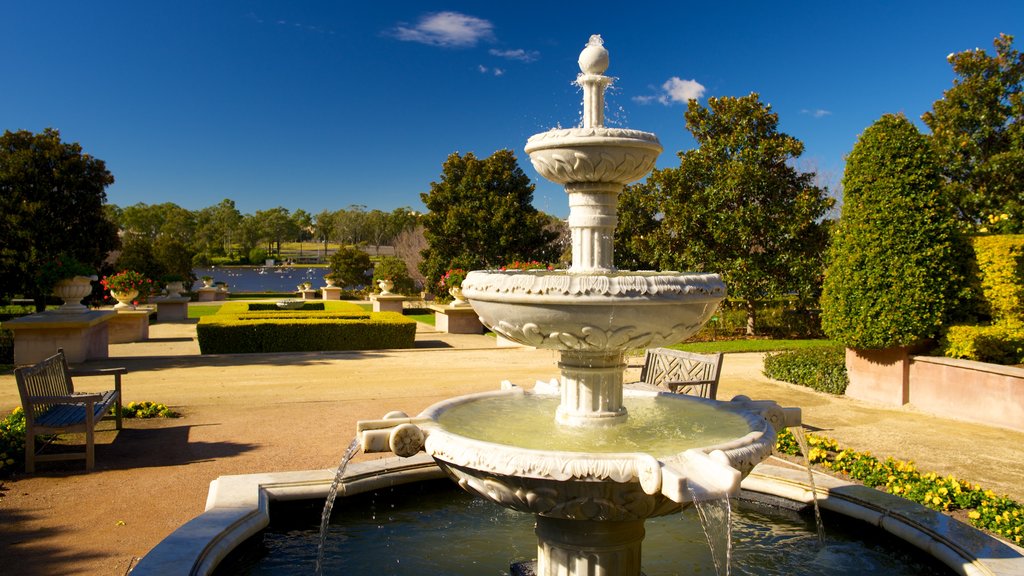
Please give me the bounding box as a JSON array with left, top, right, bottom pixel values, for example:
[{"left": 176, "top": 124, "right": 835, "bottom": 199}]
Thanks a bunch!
[
  {"left": 35, "top": 253, "right": 95, "bottom": 292},
  {"left": 112, "top": 401, "right": 179, "bottom": 419},
  {"left": 101, "top": 270, "right": 154, "bottom": 297},
  {"left": 439, "top": 268, "right": 467, "bottom": 291},
  {"left": 775, "top": 428, "right": 1023, "bottom": 544},
  {"left": 501, "top": 260, "right": 551, "bottom": 271},
  {"left": 0, "top": 408, "right": 26, "bottom": 477}
]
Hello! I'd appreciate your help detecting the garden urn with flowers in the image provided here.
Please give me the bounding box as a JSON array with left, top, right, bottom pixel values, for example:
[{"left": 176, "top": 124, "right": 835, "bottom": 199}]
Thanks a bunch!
[
  {"left": 324, "top": 274, "right": 339, "bottom": 287},
  {"left": 162, "top": 275, "right": 185, "bottom": 298},
  {"left": 102, "top": 270, "right": 152, "bottom": 310},
  {"left": 377, "top": 278, "right": 394, "bottom": 295},
  {"left": 440, "top": 268, "right": 468, "bottom": 307},
  {"left": 37, "top": 254, "right": 97, "bottom": 314}
]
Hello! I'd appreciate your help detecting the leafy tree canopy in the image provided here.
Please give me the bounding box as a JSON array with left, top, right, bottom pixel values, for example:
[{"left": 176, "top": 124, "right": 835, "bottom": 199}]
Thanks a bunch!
[
  {"left": 0, "top": 128, "right": 119, "bottom": 306},
  {"left": 328, "top": 245, "right": 371, "bottom": 288},
  {"left": 616, "top": 93, "right": 833, "bottom": 335},
  {"left": 821, "top": 114, "right": 971, "bottom": 349},
  {"left": 419, "top": 149, "right": 559, "bottom": 289},
  {"left": 923, "top": 33, "right": 1024, "bottom": 231}
]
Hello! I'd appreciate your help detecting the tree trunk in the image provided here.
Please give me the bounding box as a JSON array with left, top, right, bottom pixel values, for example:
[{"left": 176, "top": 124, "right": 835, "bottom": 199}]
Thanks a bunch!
[{"left": 745, "top": 299, "right": 757, "bottom": 336}]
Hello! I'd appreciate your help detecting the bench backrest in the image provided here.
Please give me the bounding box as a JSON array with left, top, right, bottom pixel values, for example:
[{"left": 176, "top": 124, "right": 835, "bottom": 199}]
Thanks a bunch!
[
  {"left": 14, "top": 350, "right": 73, "bottom": 422},
  {"left": 639, "top": 348, "right": 724, "bottom": 399}
]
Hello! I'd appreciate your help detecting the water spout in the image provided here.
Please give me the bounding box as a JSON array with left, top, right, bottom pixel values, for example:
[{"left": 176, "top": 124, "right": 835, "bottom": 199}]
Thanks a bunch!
[{"left": 315, "top": 437, "right": 361, "bottom": 575}]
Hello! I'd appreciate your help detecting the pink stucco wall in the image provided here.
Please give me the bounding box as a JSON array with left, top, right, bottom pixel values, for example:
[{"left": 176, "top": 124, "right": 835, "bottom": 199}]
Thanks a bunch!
[
  {"left": 908, "top": 356, "right": 1024, "bottom": 432},
  {"left": 845, "top": 348, "right": 1024, "bottom": 432}
]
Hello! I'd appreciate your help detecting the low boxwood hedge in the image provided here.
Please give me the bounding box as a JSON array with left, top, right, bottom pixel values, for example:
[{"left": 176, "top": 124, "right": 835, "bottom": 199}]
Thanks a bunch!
[
  {"left": 196, "top": 311, "right": 416, "bottom": 353},
  {"left": 762, "top": 347, "right": 848, "bottom": 394},
  {"left": 940, "top": 322, "right": 1024, "bottom": 365}
]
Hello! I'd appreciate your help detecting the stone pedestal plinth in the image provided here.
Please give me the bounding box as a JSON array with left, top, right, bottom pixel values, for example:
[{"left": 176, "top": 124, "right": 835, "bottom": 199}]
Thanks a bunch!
[
  {"left": 214, "top": 287, "right": 229, "bottom": 301},
  {"left": 430, "top": 304, "right": 484, "bottom": 334},
  {"left": 2, "top": 310, "right": 116, "bottom": 365},
  {"left": 108, "top": 308, "right": 153, "bottom": 344},
  {"left": 154, "top": 296, "right": 190, "bottom": 322},
  {"left": 372, "top": 294, "right": 411, "bottom": 313},
  {"left": 321, "top": 286, "right": 342, "bottom": 300},
  {"left": 299, "top": 289, "right": 319, "bottom": 301},
  {"left": 197, "top": 287, "right": 219, "bottom": 302}
]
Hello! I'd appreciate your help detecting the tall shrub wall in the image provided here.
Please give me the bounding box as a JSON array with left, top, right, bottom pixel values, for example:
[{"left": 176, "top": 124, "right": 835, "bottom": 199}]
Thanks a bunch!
[{"left": 972, "top": 235, "right": 1024, "bottom": 322}]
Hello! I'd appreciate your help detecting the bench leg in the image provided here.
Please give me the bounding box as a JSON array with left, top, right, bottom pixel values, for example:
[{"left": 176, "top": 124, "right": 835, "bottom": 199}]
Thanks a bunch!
[
  {"left": 114, "top": 373, "right": 123, "bottom": 430},
  {"left": 85, "top": 429, "right": 95, "bottom": 471},
  {"left": 25, "top": 431, "right": 35, "bottom": 474}
]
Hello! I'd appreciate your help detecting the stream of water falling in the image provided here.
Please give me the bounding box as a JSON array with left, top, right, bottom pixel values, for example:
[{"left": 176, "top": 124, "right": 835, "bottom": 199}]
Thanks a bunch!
[
  {"left": 688, "top": 486, "right": 733, "bottom": 576},
  {"left": 791, "top": 426, "right": 827, "bottom": 546},
  {"left": 315, "top": 437, "right": 362, "bottom": 576}
]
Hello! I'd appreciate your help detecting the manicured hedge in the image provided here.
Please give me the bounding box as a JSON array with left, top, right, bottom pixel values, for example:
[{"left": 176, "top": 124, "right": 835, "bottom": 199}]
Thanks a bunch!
[
  {"left": 762, "top": 347, "right": 848, "bottom": 394},
  {"left": 940, "top": 322, "right": 1024, "bottom": 365},
  {"left": 196, "top": 311, "right": 416, "bottom": 354},
  {"left": 972, "top": 235, "right": 1024, "bottom": 322},
  {"left": 215, "top": 301, "right": 367, "bottom": 315}
]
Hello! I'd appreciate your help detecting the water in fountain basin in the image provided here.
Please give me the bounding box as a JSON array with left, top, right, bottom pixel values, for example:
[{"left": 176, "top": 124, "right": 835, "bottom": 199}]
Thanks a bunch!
[
  {"left": 315, "top": 437, "right": 361, "bottom": 576},
  {"left": 437, "top": 395, "right": 754, "bottom": 456},
  {"left": 791, "top": 426, "right": 827, "bottom": 546}
]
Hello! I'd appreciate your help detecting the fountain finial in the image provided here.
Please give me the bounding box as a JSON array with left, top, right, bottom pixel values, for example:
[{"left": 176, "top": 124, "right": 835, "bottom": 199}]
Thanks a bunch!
[{"left": 578, "top": 34, "right": 609, "bottom": 75}]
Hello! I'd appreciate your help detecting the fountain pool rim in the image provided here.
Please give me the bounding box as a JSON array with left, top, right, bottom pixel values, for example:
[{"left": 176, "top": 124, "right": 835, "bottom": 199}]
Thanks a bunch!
[{"left": 130, "top": 453, "right": 1024, "bottom": 576}]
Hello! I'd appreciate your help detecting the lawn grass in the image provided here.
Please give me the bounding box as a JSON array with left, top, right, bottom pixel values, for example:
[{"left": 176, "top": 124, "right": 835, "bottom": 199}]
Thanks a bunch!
[
  {"left": 670, "top": 339, "right": 838, "bottom": 354},
  {"left": 188, "top": 305, "right": 222, "bottom": 318},
  {"left": 406, "top": 313, "right": 435, "bottom": 326}
]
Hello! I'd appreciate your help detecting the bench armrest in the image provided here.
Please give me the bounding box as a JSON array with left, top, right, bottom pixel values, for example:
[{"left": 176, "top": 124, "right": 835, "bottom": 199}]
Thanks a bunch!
[
  {"left": 29, "top": 393, "right": 104, "bottom": 404},
  {"left": 69, "top": 367, "right": 127, "bottom": 377}
]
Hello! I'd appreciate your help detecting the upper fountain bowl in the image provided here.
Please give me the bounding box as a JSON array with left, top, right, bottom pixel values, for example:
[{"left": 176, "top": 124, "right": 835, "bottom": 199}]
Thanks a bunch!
[
  {"left": 463, "top": 270, "right": 726, "bottom": 352},
  {"left": 524, "top": 127, "right": 663, "bottom": 186}
]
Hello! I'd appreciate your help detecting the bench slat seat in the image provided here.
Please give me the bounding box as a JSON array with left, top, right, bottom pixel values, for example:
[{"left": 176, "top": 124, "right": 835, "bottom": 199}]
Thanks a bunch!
[
  {"left": 633, "top": 348, "right": 723, "bottom": 399},
  {"left": 14, "top": 348, "right": 125, "bottom": 472},
  {"left": 34, "top": 390, "right": 120, "bottom": 428}
]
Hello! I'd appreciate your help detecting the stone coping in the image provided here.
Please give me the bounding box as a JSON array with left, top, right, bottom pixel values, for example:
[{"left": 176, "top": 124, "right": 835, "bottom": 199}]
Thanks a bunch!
[
  {"left": 1, "top": 309, "right": 116, "bottom": 330},
  {"left": 428, "top": 303, "right": 477, "bottom": 314},
  {"left": 911, "top": 354, "right": 1024, "bottom": 378},
  {"left": 132, "top": 454, "right": 1024, "bottom": 576}
]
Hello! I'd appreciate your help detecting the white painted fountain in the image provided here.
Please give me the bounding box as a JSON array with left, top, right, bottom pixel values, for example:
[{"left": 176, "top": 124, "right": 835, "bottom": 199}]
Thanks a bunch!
[{"left": 356, "top": 35, "right": 800, "bottom": 576}]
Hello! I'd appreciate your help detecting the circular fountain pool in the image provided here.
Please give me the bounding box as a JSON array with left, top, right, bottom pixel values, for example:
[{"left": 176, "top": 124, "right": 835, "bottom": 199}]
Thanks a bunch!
[{"left": 216, "top": 478, "right": 952, "bottom": 575}]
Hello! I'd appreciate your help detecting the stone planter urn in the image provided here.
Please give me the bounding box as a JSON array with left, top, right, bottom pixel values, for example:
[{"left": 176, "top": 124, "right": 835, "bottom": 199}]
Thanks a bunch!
[
  {"left": 52, "top": 276, "right": 94, "bottom": 313},
  {"left": 202, "top": 278, "right": 214, "bottom": 288},
  {"left": 111, "top": 289, "right": 139, "bottom": 309},
  {"left": 378, "top": 279, "right": 394, "bottom": 295},
  {"left": 324, "top": 277, "right": 338, "bottom": 287},
  {"left": 449, "top": 286, "right": 467, "bottom": 307},
  {"left": 165, "top": 281, "right": 184, "bottom": 297}
]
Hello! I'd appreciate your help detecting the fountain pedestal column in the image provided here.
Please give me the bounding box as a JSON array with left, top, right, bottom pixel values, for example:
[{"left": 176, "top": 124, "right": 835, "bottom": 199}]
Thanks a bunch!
[
  {"left": 556, "top": 351, "right": 626, "bottom": 425},
  {"left": 567, "top": 182, "right": 620, "bottom": 273},
  {"left": 535, "top": 516, "right": 645, "bottom": 576}
]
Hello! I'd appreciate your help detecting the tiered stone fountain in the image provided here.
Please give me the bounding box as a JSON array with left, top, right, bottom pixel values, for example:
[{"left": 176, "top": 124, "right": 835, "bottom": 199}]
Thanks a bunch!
[{"left": 358, "top": 35, "right": 799, "bottom": 576}]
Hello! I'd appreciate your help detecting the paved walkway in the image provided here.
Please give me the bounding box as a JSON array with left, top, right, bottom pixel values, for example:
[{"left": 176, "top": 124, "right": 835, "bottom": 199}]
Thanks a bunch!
[{"left": 1, "top": 320, "right": 1022, "bottom": 575}]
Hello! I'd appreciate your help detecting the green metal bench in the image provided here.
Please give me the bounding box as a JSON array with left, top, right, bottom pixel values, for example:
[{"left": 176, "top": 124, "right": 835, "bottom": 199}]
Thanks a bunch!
[{"left": 14, "top": 348, "right": 125, "bottom": 472}]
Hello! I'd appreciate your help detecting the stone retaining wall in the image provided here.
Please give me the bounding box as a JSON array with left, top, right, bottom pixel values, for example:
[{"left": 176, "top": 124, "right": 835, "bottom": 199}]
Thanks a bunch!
[{"left": 846, "top": 348, "right": 1024, "bottom": 432}]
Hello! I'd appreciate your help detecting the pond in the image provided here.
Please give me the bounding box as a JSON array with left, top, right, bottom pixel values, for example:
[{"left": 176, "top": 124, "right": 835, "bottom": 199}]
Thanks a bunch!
[{"left": 193, "top": 266, "right": 329, "bottom": 293}]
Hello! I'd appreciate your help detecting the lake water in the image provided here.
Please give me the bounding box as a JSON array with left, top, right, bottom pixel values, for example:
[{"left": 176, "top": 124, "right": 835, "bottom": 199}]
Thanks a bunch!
[{"left": 193, "top": 266, "right": 328, "bottom": 293}]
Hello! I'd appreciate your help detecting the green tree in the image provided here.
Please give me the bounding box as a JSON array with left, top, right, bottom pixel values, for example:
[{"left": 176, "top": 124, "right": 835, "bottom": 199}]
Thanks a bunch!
[
  {"left": 617, "top": 94, "right": 833, "bottom": 335},
  {"left": 419, "top": 150, "right": 559, "bottom": 288},
  {"left": 327, "top": 245, "right": 371, "bottom": 287},
  {"left": 923, "top": 33, "right": 1024, "bottom": 230},
  {"left": 821, "top": 114, "right": 971, "bottom": 349},
  {"left": 254, "top": 207, "right": 294, "bottom": 257},
  {"left": 373, "top": 256, "right": 416, "bottom": 294},
  {"left": 313, "top": 209, "right": 337, "bottom": 259},
  {"left": 0, "top": 128, "right": 119, "bottom": 306}
]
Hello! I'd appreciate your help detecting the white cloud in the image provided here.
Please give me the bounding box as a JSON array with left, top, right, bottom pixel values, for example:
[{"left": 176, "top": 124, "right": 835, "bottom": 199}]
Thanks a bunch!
[
  {"left": 390, "top": 12, "right": 494, "bottom": 47},
  {"left": 800, "top": 108, "right": 832, "bottom": 118},
  {"left": 632, "top": 76, "right": 706, "bottom": 106},
  {"left": 659, "top": 77, "right": 705, "bottom": 104},
  {"left": 478, "top": 64, "right": 504, "bottom": 76},
  {"left": 489, "top": 48, "right": 539, "bottom": 62}
]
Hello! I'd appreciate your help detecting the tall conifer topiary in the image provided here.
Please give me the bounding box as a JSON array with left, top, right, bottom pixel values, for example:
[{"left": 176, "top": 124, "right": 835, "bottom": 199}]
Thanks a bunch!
[{"left": 821, "top": 114, "right": 969, "bottom": 349}]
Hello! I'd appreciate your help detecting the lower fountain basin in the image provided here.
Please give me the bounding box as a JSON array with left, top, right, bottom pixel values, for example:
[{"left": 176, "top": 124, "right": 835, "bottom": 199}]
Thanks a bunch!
[
  {"left": 462, "top": 270, "right": 726, "bottom": 351},
  {"left": 415, "top": 388, "right": 781, "bottom": 521}
]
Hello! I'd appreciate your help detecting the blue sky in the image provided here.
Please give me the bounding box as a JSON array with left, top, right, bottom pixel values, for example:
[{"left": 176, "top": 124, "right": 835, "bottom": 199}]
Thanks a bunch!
[{"left": 3, "top": 2, "right": 1022, "bottom": 218}]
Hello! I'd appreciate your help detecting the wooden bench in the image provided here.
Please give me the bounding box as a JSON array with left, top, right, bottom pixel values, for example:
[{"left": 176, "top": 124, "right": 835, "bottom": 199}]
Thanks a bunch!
[
  {"left": 636, "top": 347, "right": 724, "bottom": 399},
  {"left": 14, "top": 348, "right": 126, "bottom": 472}
]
